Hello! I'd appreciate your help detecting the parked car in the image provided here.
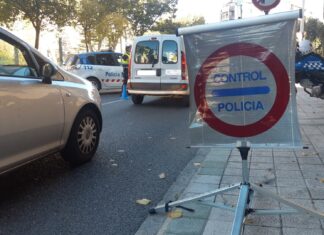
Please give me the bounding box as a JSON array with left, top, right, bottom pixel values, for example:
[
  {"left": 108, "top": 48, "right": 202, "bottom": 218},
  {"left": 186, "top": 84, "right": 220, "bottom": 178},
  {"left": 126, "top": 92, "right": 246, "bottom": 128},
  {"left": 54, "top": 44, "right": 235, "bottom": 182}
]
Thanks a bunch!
[
  {"left": 64, "top": 51, "right": 124, "bottom": 91},
  {"left": 128, "top": 34, "right": 190, "bottom": 105},
  {"left": 0, "top": 27, "right": 102, "bottom": 173}
]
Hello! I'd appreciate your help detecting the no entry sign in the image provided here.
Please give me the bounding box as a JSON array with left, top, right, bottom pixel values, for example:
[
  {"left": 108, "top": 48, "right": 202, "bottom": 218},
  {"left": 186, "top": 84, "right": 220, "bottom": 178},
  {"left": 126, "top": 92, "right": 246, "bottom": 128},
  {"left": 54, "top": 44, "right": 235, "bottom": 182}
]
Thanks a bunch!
[
  {"left": 195, "top": 43, "right": 290, "bottom": 137},
  {"left": 178, "top": 10, "right": 302, "bottom": 148},
  {"left": 252, "top": 0, "right": 280, "bottom": 13}
]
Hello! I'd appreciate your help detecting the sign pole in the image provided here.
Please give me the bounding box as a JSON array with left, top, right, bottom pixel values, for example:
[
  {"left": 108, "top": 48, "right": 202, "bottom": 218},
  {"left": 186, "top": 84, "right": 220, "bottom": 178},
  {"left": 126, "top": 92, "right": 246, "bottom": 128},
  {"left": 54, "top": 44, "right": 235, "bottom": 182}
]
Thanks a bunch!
[{"left": 231, "top": 142, "right": 251, "bottom": 235}]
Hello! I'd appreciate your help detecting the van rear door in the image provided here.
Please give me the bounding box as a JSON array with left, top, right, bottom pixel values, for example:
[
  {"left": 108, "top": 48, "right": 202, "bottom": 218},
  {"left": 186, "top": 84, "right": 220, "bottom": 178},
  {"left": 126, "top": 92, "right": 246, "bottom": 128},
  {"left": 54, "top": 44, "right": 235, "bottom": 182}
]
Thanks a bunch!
[
  {"left": 131, "top": 37, "right": 161, "bottom": 90},
  {"left": 160, "top": 36, "right": 184, "bottom": 91}
]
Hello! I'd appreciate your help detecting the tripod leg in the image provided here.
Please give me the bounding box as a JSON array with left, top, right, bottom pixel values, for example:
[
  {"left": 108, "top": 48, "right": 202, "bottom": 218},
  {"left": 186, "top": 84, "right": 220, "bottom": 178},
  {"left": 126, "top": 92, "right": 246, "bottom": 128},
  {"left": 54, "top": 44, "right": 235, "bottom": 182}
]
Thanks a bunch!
[
  {"left": 251, "top": 183, "right": 324, "bottom": 219},
  {"left": 149, "top": 183, "right": 240, "bottom": 214},
  {"left": 231, "top": 184, "right": 250, "bottom": 235}
]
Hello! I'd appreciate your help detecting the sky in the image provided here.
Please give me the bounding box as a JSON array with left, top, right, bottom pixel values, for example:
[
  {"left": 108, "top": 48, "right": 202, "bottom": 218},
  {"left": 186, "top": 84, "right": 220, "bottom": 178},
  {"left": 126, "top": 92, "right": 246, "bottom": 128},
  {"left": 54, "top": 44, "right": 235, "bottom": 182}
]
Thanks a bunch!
[
  {"left": 176, "top": 0, "right": 324, "bottom": 23},
  {"left": 176, "top": 0, "right": 225, "bottom": 23}
]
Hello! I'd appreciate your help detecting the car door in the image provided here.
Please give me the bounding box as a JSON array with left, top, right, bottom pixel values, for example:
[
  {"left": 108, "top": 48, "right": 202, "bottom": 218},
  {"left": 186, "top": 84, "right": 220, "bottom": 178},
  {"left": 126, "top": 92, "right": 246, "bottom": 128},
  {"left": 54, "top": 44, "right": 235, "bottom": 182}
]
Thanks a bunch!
[
  {"left": 160, "top": 36, "right": 182, "bottom": 91},
  {"left": 132, "top": 37, "right": 161, "bottom": 90},
  {"left": 95, "top": 53, "right": 123, "bottom": 90},
  {"left": 0, "top": 34, "right": 64, "bottom": 170}
]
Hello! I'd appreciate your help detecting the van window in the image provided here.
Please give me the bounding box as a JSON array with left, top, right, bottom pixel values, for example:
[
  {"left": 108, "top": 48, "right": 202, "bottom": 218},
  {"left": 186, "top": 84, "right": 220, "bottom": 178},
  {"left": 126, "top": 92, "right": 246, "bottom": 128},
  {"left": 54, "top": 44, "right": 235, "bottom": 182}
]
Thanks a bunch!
[
  {"left": 162, "top": 40, "right": 178, "bottom": 64},
  {"left": 135, "top": 41, "right": 159, "bottom": 64}
]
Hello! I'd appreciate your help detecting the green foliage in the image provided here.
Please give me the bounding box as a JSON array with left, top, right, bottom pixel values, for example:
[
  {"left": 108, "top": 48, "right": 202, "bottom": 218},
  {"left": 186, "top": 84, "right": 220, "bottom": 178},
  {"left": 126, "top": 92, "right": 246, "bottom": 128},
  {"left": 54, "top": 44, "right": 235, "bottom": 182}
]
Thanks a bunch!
[
  {"left": 123, "top": 0, "right": 178, "bottom": 36},
  {"left": 0, "top": 0, "right": 76, "bottom": 48},
  {"left": 152, "top": 16, "right": 205, "bottom": 34},
  {"left": 0, "top": 42, "right": 26, "bottom": 65},
  {"left": 76, "top": 0, "right": 127, "bottom": 52},
  {"left": 96, "top": 13, "right": 128, "bottom": 50},
  {"left": 304, "top": 18, "right": 324, "bottom": 56}
]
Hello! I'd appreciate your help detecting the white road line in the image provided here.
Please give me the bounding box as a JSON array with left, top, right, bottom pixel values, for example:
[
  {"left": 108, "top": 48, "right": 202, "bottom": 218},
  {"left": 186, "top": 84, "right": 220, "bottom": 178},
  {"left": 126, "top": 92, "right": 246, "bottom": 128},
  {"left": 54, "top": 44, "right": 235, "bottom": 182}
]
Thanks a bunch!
[{"left": 102, "top": 99, "right": 124, "bottom": 106}]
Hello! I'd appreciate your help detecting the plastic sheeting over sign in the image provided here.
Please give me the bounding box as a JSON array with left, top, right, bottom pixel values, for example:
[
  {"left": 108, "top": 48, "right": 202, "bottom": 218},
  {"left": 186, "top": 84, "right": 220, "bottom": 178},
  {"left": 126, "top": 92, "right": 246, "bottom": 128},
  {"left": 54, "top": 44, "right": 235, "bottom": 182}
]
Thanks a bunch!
[{"left": 178, "top": 10, "right": 302, "bottom": 149}]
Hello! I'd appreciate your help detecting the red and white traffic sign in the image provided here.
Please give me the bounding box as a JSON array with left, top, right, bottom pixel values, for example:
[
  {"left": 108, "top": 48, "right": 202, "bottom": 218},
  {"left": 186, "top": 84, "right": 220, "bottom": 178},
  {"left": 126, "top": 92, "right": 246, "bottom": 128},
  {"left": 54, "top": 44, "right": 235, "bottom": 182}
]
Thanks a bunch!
[
  {"left": 194, "top": 42, "right": 290, "bottom": 138},
  {"left": 252, "top": 0, "right": 280, "bottom": 13}
]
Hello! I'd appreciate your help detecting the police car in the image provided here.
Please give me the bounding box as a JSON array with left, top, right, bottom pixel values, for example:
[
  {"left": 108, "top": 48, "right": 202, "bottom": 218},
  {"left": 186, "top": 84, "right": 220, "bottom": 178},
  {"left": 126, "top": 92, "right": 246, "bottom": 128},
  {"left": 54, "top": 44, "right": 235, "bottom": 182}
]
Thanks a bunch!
[{"left": 64, "top": 51, "right": 124, "bottom": 91}]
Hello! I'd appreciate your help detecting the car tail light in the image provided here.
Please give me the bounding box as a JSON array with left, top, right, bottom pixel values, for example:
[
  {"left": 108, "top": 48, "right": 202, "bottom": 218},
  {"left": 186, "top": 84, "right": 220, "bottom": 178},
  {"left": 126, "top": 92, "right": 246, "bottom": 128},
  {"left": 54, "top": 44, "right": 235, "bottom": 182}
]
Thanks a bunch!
[{"left": 181, "top": 51, "right": 188, "bottom": 81}]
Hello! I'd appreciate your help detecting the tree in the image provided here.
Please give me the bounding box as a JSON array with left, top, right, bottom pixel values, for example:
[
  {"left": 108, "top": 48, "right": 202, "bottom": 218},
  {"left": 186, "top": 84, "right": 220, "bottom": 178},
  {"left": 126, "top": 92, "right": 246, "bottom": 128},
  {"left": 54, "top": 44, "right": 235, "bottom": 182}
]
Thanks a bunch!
[
  {"left": 152, "top": 16, "right": 205, "bottom": 34},
  {"left": 304, "top": 18, "right": 324, "bottom": 56},
  {"left": 96, "top": 13, "right": 128, "bottom": 51},
  {"left": 75, "top": 0, "right": 102, "bottom": 52},
  {"left": 123, "top": 0, "right": 178, "bottom": 36},
  {"left": 0, "top": 0, "right": 75, "bottom": 49},
  {"left": 76, "top": 0, "right": 126, "bottom": 52}
]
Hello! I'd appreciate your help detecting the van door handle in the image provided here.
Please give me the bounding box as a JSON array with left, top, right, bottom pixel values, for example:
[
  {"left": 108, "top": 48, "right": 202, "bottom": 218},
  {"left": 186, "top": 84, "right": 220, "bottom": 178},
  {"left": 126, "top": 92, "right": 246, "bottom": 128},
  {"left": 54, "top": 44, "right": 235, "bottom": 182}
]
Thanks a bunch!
[{"left": 156, "top": 69, "right": 161, "bottom": 76}]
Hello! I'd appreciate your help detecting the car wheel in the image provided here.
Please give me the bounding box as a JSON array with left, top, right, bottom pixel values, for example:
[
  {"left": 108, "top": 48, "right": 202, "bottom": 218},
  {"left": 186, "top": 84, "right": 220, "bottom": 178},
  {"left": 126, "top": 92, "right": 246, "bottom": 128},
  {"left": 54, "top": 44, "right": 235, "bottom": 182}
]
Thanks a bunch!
[
  {"left": 131, "top": 95, "right": 144, "bottom": 104},
  {"left": 61, "top": 109, "right": 100, "bottom": 166},
  {"left": 87, "top": 77, "right": 101, "bottom": 91}
]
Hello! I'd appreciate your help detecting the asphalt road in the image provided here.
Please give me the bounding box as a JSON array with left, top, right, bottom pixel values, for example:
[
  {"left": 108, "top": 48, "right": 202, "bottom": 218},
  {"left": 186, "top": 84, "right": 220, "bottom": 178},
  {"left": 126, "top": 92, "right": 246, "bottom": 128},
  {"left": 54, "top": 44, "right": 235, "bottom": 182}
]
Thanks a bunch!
[{"left": 0, "top": 93, "right": 197, "bottom": 235}]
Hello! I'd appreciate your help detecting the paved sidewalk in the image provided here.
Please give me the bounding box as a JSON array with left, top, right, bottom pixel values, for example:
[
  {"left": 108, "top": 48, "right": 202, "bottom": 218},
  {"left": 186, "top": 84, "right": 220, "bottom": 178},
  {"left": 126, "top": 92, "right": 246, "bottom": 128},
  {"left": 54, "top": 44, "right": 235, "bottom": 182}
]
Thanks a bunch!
[{"left": 136, "top": 89, "right": 324, "bottom": 235}]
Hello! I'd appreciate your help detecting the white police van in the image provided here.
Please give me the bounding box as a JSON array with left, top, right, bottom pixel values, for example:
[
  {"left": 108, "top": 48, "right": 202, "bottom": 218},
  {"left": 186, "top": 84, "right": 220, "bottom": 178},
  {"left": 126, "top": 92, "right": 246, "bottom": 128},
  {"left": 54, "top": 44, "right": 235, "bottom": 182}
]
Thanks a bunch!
[
  {"left": 64, "top": 52, "right": 124, "bottom": 91},
  {"left": 127, "top": 35, "right": 190, "bottom": 105}
]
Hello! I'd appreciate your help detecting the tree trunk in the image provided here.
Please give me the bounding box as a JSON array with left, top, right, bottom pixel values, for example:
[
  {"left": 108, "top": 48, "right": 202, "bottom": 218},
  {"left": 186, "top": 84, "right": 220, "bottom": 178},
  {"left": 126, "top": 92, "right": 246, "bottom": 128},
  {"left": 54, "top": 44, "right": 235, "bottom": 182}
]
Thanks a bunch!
[
  {"left": 97, "top": 39, "right": 102, "bottom": 51},
  {"left": 34, "top": 24, "right": 41, "bottom": 49}
]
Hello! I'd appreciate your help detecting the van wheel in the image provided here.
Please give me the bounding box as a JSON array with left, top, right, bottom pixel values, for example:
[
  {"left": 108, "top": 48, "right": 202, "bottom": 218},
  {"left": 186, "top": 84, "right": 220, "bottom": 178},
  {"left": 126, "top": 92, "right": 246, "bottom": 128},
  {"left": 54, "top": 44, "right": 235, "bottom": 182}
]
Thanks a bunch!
[
  {"left": 87, "top": 77, "right": 101, "bottom": 91},
  {"left": 132, "top": 95, "right": 144, "bottom": 104},
  {"left": 61, "top": 109, "right": 100, "bottom": 166}
]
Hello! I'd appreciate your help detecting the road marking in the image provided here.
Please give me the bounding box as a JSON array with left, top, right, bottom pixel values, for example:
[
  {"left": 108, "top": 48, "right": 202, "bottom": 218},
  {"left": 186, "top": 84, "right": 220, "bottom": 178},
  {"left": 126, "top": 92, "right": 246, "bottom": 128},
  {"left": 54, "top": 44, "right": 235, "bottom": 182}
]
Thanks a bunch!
[{"left": 102, "top": 99, "right": 124, "bottom": 106}]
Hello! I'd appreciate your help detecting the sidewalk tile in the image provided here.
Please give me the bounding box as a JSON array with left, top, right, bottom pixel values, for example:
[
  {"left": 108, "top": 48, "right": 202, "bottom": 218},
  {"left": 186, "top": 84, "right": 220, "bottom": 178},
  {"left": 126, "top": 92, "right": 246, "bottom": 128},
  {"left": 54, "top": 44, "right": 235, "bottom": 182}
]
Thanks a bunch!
[
  {"left": 278, "top": 186, "right": 310, "bottom": 199},
  {"left": 250, "top": 169, "right": 274, "bottom": 177},
  {"left": 208, "top": 207, "right": 235, "bottom": 222},
  {"left": 283, "top": 228, "right": 323, "bottom": 235},
  {"left": 184, "top": 182, "right": 219, "bottom": 195},
  {"left": 297, "top": 157, "right": 322, "bottom": 165},
  {"left": 274, "top": 163, "right": 299, "bottom": 171},
  {"left": 313, "top": 200, "right": 324, "bottom": 228},
  {"left": 191, "top": 175, "right": 221, "bottom": 184},
  {"left": 281, "top": 199, "right": 321, "bottom": 229},
  {"left": 181, "top": 202, "right": 212, "bottom": 220},
  {"left": 165, "top": 217, "right": 206, "bottom": 235},
  {"left": 277, "top": 177, "right": 306, "bottom": 187},
  {"left": 275, "top": 170, "right": 303, "bottom": 178},
  {"left": 243, "top": 225, "right": 280, "bottom": 235},
  {"left": 250, "top": 163, "right": 274, "bottom": 170},
  {"left": 224, "top": 167, "right": 242, "bottom": 176},
  {"left": 245, "top": 214, "right": 281, "bottom": 227},
  {"left": 274, "top": 157, "right": 297, "bottom": 164},
  {"left": 251, "top": 157, "right": 274, "bottom": 163},
  {"left": 201, "top": 161, "right": 227, "bottom": 169},
  {"left": 203, "top": 220, "right": 233, "bottom": 235},
  {"left": 308, "top": 188, "right": 324, "bottom": 200},
  {"left": 198, "top": 168, "right": 224, "bottom": 176}
]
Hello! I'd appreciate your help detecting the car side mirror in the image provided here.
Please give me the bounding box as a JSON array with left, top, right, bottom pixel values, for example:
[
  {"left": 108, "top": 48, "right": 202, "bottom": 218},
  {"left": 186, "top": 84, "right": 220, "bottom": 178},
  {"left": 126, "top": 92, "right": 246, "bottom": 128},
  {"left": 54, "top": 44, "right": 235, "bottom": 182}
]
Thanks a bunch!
[{"left": 41, "top": 63, "right": 54, "bottom": 84}]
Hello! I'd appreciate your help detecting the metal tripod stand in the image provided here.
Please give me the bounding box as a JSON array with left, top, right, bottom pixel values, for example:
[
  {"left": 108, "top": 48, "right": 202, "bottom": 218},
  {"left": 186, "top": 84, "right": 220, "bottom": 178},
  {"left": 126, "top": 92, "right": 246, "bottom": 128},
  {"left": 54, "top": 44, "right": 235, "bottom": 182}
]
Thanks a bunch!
[{"left": 149, "top": 142, "right": 324, "bottom": 235}]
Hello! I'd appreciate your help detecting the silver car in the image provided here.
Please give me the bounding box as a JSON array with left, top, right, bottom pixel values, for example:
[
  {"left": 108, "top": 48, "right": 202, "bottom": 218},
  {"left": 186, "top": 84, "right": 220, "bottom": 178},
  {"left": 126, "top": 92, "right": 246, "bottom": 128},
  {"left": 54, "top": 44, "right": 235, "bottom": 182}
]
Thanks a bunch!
[{"left": 0, "top": 27, "right": 102, "bottom": 173}]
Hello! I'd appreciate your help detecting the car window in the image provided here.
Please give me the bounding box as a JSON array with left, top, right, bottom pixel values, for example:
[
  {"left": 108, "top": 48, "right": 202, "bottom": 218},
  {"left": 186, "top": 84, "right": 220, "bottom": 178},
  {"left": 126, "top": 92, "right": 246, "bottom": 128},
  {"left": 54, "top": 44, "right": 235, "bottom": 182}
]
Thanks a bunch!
[
  {"left": 0, "top": 38, "right": 37, "bottom": 78},
  {"left": 114, "top": 54, "right": 123, "bottom": 65},
  {"left": 86, "top": 55, "right": 96, "bottom": 65},
  {"left": 162, "top": 40, "right": 178, "bottom": 64},
  {"left": 31, "top": 52, "right": 63, "bottom": 81},
  {"left": 134, "top": 41, "right": 159, "bottom": 64},
  {"left": 96, "top": 53, "right": 120, "bottom": 66},
  {"left": 65, "top": 55, "right": 79, "bottom": 66}
]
